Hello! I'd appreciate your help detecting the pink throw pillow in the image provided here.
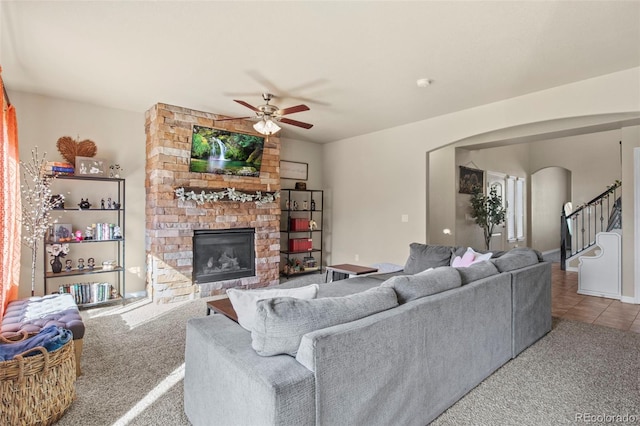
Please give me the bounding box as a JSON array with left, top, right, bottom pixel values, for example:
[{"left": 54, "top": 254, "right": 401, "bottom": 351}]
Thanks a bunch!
[{"left": 452, "top": 250, "right": 474, "bottom": 267}]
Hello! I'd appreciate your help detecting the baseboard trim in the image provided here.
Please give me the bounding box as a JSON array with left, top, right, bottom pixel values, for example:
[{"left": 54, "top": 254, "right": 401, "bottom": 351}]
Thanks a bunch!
[{"left": 620, "top": 295, "right": 640, "bottom": 305}]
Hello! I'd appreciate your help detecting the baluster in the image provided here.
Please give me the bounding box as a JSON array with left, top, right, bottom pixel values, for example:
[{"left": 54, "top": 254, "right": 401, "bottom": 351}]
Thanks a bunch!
[{"left": 581, "top": 211, "right": 586, "bottom": 251}]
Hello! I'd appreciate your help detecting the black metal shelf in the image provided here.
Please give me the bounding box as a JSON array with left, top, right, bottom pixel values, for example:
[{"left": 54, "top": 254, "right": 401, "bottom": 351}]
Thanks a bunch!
[
  {"left": 45, "top": 266, "right": 123, "bottom": 279},
  {"left": 44, "top": 177, "right": 126, "bottom": 305},
  {"left": 46, "top": 238, "right": 124, "bottom": 244},
  {"left": 280, "top": 189, "right": 323, "bottom": 277}
]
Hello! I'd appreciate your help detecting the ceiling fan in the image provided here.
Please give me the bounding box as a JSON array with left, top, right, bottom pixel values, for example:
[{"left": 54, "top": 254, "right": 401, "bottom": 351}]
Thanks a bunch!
[{"left": 216, "top": 93, "right": 314, "bottom": 135}]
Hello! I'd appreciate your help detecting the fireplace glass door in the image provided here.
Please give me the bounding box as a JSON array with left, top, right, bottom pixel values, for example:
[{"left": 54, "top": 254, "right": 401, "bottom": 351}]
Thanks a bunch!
[{"left": 193, "top": 228, "right": 255, "bottom": 283}]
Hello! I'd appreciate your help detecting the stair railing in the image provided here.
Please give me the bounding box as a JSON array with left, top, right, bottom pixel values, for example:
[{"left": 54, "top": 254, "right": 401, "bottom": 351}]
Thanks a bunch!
[{"left": 560, "top": 180, "right": 621, "bottom": 270}]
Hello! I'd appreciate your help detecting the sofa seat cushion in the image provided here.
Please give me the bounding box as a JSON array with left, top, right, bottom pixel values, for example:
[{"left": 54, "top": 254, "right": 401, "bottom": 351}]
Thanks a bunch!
[
  {"left": 227, "top": 284, "right": 319, "bottom": 332},
  {"left": 492, "top": 247, "right": 541, "bottom": 272},
  {"left": 404, "top": 243, "right": 460, "bottom": 274},
  {"left": 455, "top": 260, "right": 500, "bottom": 285},
  {"left": 251, "top": 287, "right": 398, "bottom": 357},
  {"left": 381, "top": 267, "right": 461, "bottom": 304},
  {"left": 0, "top": 294, "right": 84, "bottom": 340}
]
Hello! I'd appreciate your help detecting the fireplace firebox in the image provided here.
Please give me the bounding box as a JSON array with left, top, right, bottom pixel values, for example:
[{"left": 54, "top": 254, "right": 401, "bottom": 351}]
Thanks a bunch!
[{"left": 193, "top": 229, "right": 255, "bottom": 284}]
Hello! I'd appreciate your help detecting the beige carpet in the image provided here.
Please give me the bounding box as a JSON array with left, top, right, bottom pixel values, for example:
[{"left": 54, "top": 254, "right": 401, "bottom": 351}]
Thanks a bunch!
[{"left": 57, "top": 297, "right": 640, "bottom": 425}]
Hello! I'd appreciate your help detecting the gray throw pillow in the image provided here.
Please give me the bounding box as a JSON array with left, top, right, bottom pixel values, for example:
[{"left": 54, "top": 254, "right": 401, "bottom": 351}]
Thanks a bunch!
[
  {"left": 404, "top": 243, "right": 459, "bottom": 274},
  {"left": 251, "top": 287, "right": 398, "bottom": 357},
  {"left": 455, "top": 260, "right": 499, "bottom": 285},
  {"left": 381, "top": 267, "right": 461, "bottom": 304},
  {"left": 492, "top": 247, "right": 540, "bottom": 272}
]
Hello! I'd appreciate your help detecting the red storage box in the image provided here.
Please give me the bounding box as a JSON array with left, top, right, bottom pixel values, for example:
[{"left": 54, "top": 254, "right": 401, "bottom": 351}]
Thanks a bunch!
[
  {"left": 289, "top": 238, "right": 313, "bottom": 252},
  {"left": 290, "top": 218, "right": 310, "bottom": 231}
]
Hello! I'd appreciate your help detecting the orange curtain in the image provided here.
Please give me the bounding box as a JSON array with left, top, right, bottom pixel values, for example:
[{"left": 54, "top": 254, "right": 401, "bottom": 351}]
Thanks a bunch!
[{"left": 0, "top": 66, "right": 21, "bottom": 317}]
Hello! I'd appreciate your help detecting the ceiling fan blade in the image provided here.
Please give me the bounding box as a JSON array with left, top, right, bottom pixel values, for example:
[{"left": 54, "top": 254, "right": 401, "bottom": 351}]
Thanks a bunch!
[
  {"left": 277, "top": 104, "right": 310, "bottom": 116},
  {"left": 214, "top": 116, "right": 253, "bottom": 122},
  {"left": 279, "top": 117, "right": 314, "bottom": 129},
  {"left": 234, "top": 100, "right": 260, "bottom": 112}
]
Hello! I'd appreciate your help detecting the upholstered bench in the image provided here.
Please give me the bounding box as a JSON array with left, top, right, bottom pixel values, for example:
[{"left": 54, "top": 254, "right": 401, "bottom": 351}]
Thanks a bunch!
[{"left": 1, "top": 294, "right": 84, "bottom": 376}]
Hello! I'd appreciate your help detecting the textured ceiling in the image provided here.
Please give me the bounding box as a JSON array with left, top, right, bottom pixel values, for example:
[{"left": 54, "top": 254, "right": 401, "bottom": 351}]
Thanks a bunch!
[{"left": 1, "top": 1, "right": 639, "bottom": 143}]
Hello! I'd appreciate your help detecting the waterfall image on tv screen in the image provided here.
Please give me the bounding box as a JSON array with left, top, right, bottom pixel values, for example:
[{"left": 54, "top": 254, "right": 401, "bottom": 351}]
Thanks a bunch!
[{"left": 189, "top": 125, "right": 265, "bottom": 177}]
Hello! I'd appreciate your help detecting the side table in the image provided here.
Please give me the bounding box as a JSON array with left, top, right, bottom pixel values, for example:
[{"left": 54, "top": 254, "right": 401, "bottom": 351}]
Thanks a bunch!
[
  {"left": 325, "top": 263, "right": 379, "bottom": 282},
  {"left": 206, "top": 298, "right": 238, "bottom": 323}
]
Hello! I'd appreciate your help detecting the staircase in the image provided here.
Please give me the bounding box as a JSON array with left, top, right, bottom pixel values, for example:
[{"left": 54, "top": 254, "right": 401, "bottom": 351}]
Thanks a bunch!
[{"left": 560, "top": 180, "right": 621, "bottom": 270}]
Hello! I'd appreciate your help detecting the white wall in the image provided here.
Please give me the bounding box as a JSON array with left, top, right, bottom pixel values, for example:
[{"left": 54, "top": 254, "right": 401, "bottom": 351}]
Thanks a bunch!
[
  {"left": 10, "top": 91, "right": 146, "bottom": 298},
  {"left": 324, "top": 67, "right": 640, "bottom": 298},
  {"left": 531, "top": 167, "right": 571, "bottom": 252},
  {"left": 529, "top": 130, "right": 622, "bottom": 205},
  {"left": 280, "top": 137, "right": 323, "bottom": 191}
]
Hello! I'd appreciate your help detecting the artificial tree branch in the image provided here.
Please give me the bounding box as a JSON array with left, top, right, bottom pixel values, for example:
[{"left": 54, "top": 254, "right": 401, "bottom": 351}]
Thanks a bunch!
[{"left": 20, "top": 148, "right": 63, "bottom": 295}]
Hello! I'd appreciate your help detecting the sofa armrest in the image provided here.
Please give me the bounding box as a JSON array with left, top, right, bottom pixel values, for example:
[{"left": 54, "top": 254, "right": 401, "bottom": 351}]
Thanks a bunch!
[
  {"left": 184, "top": 314, "right": 314, "bottom": 426},
  {"left": 510, "top": 261, "right": 552, "bottom": 357}
]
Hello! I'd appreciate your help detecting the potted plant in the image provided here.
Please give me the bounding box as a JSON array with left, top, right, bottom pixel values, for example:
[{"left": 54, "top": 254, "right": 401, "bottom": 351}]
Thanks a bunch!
[{"left": 469, "top": 185, "right": 506, "bottom": 251}]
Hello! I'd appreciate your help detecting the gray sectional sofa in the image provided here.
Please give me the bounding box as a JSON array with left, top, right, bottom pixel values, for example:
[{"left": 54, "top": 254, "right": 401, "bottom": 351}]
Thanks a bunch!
[{"left": 184, "top": 244, "right": 552, "bottom": 426}]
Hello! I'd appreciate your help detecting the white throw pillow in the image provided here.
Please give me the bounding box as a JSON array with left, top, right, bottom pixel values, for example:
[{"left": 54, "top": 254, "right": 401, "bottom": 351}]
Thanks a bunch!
[{"left": 226, "top": 284, "right": 319, "bottom": 331}]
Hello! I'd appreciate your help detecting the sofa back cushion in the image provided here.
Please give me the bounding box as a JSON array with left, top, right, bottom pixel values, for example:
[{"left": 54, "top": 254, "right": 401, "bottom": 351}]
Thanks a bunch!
[
  {"left": 404, "top": 243, "right": 458, "bottom": 274},
  {"left": 455, "top": 260, "right": 500, "bottom": 285},
  {"left": 227, "top": 284, "right": 319, "bottom": 332},
  {"left": 251, "top": 287, "right": 398, "bottom": 357},
  {"left": 381, "top": 267, "right": 461, "bottom": 304},
  {"left": 492, "top": 247, "right": 541, "bottom": 272}
]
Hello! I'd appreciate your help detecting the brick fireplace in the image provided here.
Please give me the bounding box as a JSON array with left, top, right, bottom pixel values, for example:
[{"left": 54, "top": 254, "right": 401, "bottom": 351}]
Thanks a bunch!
[{"left": 145, "top": 103, "right": 281, "bottom": 303}]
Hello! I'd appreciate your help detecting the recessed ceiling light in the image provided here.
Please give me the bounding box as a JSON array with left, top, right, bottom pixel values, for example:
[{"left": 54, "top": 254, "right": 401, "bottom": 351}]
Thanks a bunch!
[{"left": 416, "top": 78, "right": 431, "bottom": 88}]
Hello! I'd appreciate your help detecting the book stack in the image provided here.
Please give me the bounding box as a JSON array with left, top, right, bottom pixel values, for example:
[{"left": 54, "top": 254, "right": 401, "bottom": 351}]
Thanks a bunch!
[
  {"left": 59, "top": 282, "right": 113, "bottom": 305},
  {"left": 289, "top": 238, "right": 313, "bottom": 252},
  {"left": 44, "top": 161, "right": 75, "bottom": 176},
  {"left": 92, "top": 223, "right": 117, "bottom": 240}
]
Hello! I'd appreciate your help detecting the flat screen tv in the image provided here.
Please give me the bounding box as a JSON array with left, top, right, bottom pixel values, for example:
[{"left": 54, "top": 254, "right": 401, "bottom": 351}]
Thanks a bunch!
[{"left": 190, "top": 125, "right": 264, "bottom": 177}]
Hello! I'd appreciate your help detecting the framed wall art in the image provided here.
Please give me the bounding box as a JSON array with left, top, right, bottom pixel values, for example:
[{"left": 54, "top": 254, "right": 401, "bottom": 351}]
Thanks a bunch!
[
  {"left": 75, "top": 156, "right": 106, "bottom": 177},
  {"left": 280, "top": 160, "right": 308, "bottom": 180},
  {"left": 53, "top": 223, "right": 73, "bottom": 242},
  {"left": 459, "top": 166, "right": 484, "bottom": 194}
]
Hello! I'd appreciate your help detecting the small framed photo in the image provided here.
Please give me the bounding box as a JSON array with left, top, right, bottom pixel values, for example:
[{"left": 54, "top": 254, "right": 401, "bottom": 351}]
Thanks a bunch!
[
  {"left": 75, "top": 156, "right": 106, "bottom": 177},
  {"left": 280, "top": 160, "right": 308, "bottom": 180},
  {"left": 53, "top": 223, "right": 73, "bottom": 242}
]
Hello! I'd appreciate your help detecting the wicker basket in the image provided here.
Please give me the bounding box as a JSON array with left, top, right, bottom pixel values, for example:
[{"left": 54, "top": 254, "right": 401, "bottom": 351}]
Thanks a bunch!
[{"left": 0, "top": 340, "right": 76, "bottom": 425}]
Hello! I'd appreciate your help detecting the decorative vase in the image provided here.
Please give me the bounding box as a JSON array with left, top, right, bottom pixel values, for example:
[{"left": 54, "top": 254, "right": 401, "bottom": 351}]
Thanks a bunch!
[{"left": 50, "top": 256, "right": 63, "bottom": 273}]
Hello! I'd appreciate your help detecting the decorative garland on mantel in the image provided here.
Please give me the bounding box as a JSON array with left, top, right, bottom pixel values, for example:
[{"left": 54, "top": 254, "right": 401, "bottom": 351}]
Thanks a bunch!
[{"left": 175, "top": 187, "right": 280, "bottom": 205}]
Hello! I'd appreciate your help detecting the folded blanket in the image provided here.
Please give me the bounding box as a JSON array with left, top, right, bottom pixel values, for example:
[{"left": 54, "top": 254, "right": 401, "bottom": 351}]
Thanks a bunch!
[{"left": 0, "top": 325, "right": 73, "bottom": 361}]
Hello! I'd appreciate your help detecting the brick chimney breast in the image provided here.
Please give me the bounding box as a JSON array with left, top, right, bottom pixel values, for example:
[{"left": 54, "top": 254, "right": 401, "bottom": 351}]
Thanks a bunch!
[{"left": 145, "top": 104, "right": 281, "bottom": 303}]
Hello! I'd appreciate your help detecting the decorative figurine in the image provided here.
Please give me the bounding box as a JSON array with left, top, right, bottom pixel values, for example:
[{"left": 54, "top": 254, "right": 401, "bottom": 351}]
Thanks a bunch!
[
  {"left": 113, "top": 201, "right": 121, "bottom": 210},
  {"left": 101, "top": 198, "right": 105, "bottom": 209},
  {"left": 74, "top": 230, "right": 83, "bottom": 241},
  {"left": 77, "top": 258, "right": 85, "bottom": 270},
  {"left": 109, "top": 164, "right": 122, "bottom": 178},
  {"left": 78, "top": 198, "right": 91, "bottom": 209},
  {"left": 87, "top": 257, "right": 95, "bottom": 269},
  {"left": 84, "top": 225, "right": 94, "bottom": 240},
  {"left": 107, "top": 197, "right": 112, "bottom": 209},
  {"left": 65, "top": 259, "right": 72, "bottom": 272},
  {"left": 292, "top": 200, "right": 298, "bottom": 210},
  {"left": 311, "top": 199, "right": 316, "bottom": 211},
  {"left": 302, "top": 200, "right": 308, "bottom": 210}
]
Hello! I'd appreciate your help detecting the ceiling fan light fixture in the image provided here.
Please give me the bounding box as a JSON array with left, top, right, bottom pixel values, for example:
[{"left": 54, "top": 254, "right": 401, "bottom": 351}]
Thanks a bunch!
[{"left": 254, "top": 118, "right": 281, "bottom": 135}]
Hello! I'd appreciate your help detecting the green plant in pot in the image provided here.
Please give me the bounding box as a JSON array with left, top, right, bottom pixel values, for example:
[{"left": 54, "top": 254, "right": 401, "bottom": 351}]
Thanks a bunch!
[{"left": 469, "top": 185, "right": 506, "bottom": 251}]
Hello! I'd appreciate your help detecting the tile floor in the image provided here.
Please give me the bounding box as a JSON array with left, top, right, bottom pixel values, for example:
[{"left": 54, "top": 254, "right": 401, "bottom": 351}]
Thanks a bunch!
[{"left": 551, "top": 263, "right": 640, "bottom": 334}]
